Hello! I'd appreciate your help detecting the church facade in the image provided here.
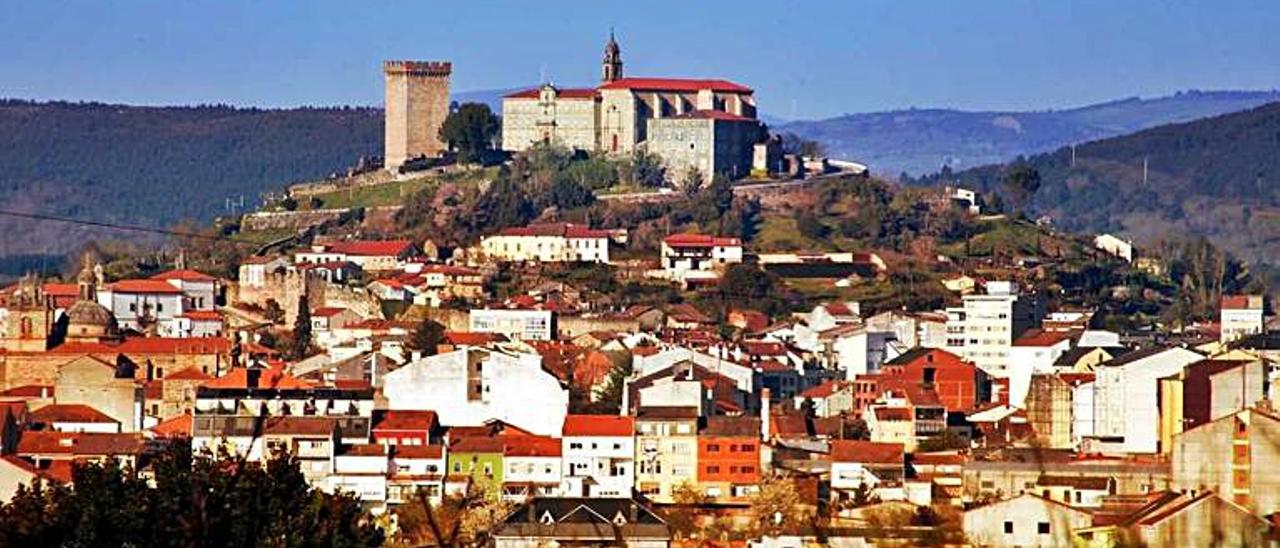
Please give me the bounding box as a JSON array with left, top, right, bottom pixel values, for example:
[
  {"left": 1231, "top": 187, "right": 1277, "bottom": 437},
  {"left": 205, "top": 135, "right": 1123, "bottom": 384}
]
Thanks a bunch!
[{"left": 501, "top": 33, "right": 766, "bottom": 183}]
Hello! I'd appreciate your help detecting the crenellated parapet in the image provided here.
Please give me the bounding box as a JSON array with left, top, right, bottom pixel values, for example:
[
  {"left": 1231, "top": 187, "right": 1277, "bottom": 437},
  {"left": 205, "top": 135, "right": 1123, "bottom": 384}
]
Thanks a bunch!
[{"left": 383, "top": 60, "right": 452, "bottom": 77}]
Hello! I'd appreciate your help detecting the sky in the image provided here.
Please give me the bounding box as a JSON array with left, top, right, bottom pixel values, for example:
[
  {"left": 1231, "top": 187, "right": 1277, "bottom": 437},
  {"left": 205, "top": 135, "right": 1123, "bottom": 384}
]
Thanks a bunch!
[{"left": 2, "top": 1, "right": 1278, "bottom": 120}]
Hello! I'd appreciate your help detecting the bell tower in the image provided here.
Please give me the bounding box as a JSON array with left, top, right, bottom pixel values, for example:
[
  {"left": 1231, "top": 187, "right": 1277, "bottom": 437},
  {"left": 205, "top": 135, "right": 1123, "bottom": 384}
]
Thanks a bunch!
[
  {"left": 602, "top": 29, "right": 623, "bottom": 83},
  {"left": 0, "top": 273, "right": 53, "bottom": 352}
]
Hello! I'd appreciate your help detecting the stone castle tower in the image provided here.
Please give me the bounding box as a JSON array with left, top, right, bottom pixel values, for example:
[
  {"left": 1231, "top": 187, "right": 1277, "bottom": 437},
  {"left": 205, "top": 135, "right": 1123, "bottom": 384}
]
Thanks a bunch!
[
  {"left": 383, "top": 60, "right": 452, "bottom": 171},
  {"left": 602, "top": 30, "right": 623, "bottom": 83},
  {"left": 0, "top": 274, "right": 53, "bottom": 352}
]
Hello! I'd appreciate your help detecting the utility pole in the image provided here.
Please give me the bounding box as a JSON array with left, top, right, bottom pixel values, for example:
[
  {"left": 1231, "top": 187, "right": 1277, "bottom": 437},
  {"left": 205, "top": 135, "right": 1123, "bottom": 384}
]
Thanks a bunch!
[
  {"left": 1142, "top": 156, "right": 1149, "bottom": 185},
  {"left": 1070, "top": 144, "right": 1076, "bottom": 168}
]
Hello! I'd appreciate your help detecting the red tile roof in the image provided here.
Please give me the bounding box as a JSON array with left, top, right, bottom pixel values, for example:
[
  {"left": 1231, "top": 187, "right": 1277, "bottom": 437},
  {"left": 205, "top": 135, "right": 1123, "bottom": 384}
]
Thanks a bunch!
[
  {"left": 598, "top": 77, "right": 752, "bottom": 93},
  {"left": 799, "top": 380, "right": 848, "bottom": 400},
  {"left": 444, "top": 331, "right": 506, "bottom": 346},
  {"left": 663, "top": 233, "right": 741, "bottom": 248},
  {"left": 43, "top": 283, "right": 78, "bottom": 297},
  {"left": 741, "top": 341, "right": 788, "bottom": 356},
  {"left": 1013, "top": 329, "right": 1077, "bottom": 347},
  {"left": 503, "top": 435, "right": 562, "bottom": 457},
  {"left": 202, "top": 365, "right": 313, "bottom": 390},
  {"left": 1222, "top": 295, "right": 1263, "bottom": 310},
  {"left": 328, "top": 240, "right": 414, "bottom": 257},
  {"left": 150, "top": 269, "right": 217, "bottom": 282},
  {"left": 563, "top": 415, "right": 634, "bottom": 437},
  {"left": 0, "top": 385, "right": 51, "bottom": 398},
  {"left": 830, "top": 440, "right": 904, "bottom": 465},
  {"left": 29, "top": 404, "right": 118, "bottom": 424},
  {"left": 151, "top": 413, "right": 193, "bottom": 438},
  {"left": 313, "top": 307, "right": 349, "bottom": 318},
  {"left": 179, "top": 310, "right": 223, "bottom": 321},
  {"left": 17, "top": 431, "right": 146, "bottom": 456},
  {"left": 374, "top": 410, "right": 439, "bottom": 432},
  {"left": 165, "top": 367, "right": 213, "bottom": 381},
  {"left": 105, "top": 280, "right": 184, "bottom": 294},
  {"left": 504, "top": 87, "right": 599, "bottom": 99},
  {"left": 873, "top": 407, "right": 913, "bottom": 421},
  {"left": 50, "top": 336, "right": 232, "bottom": 355}
]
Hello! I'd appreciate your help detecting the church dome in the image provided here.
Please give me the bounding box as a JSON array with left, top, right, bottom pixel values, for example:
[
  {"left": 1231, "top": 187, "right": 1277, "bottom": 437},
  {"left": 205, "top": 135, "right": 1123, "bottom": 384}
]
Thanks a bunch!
[{"left": 65, "top": 299, "right": 118, "bottom": 340}]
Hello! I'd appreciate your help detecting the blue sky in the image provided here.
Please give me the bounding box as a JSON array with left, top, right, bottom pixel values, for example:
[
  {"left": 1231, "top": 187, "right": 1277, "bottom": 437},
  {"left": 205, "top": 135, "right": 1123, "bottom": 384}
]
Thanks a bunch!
[{"left": 1, "top": 1, "right": 1277, "bottom": 119}]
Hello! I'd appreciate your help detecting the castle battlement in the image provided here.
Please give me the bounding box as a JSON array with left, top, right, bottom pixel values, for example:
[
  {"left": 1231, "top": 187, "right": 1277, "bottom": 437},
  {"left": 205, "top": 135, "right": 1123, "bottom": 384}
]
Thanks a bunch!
[{"left": 383, "top": 60, "right": 453, "bottom": 77}]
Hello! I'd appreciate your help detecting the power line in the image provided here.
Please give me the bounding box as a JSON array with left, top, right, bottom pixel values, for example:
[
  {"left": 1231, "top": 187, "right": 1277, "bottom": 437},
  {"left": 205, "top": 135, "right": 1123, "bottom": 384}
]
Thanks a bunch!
[{"left": 0, "top": 209, "right": 263, "bottom": 246}]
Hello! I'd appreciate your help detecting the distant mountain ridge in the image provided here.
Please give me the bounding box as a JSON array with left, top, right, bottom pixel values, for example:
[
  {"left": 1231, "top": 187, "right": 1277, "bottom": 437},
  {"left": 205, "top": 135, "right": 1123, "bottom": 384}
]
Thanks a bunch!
[
  {"left": 779, "top": 90, "right": 1280, "bottom": 177},
  {"left": 921, "top": 100, "right": 1280, "bottom": 265}
]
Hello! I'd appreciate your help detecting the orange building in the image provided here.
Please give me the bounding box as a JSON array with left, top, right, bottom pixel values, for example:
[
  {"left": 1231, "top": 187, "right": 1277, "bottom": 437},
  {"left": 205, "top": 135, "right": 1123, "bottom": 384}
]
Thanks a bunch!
[
  {"left": 877, "top": 348, "right": 986, "bottom": 413},
  {"left": 696, "top": 416, "right": 762, "bottom": 502}
]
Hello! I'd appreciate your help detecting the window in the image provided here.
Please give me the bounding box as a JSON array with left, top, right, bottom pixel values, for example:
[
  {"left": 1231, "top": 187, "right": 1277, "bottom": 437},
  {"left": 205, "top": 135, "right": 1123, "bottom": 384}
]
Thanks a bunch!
[
  {"left": 706, "top": 465, "right": 720, "bottom": 474},
  {"left": 707, "top": 443, "right": 720, "bottom": 452},
  {"left": 1004, "top": 521, "right": 1013, "bottom": 534},
  {"left": 740, "top": 443, "right": 754, "bottom": 452},
  {"left": 1038, "top": 522, "right": 1050, "bottom": 535}
]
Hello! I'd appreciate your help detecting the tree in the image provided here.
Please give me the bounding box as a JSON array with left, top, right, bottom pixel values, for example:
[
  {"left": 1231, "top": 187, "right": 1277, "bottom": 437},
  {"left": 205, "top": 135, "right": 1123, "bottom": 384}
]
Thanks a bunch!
[
  {"left": 439, "top": 102, "right": 500, "bottom": 164},
  {"left": 292, "top": 295, "right": 312, "bottom": 360},
  {"left": 473, "top": 172, "right": 536, "bottom": 232},
  {"left": 263, "top": 298, "right": 285, "bottom": 325},
  {"left": 748, "top": 475, "right": 810, "bottom": 537},
  {"left": 681, "top": 166, "right": 705, "bottom": 195},
  {"left": 619, "top": 151, "right": 667, "bottom": 188},
  {"left": 780, "top": 132, "right": 825, "bottom": 158},
  {"left": 0, "top": 443, "right": 383, "bottom": 547},
  {"left": 1001, "top": 162, "right": 1042, "bottom": 212},
  {"left": 392, "top": 476, "right": 513, "bottom": 547},
  {"left": 408, "top": 319, "right": 446, "bottom": 356},
  {"left": 796, "top": 212, "right": 830, "bottom": 240}
]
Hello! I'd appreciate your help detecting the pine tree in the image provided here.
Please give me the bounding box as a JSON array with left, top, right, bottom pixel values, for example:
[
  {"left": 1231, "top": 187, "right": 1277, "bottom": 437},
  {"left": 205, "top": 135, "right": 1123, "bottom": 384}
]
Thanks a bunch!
[{"left": 292, "top": 295, "right": 312, "bottom": 360}]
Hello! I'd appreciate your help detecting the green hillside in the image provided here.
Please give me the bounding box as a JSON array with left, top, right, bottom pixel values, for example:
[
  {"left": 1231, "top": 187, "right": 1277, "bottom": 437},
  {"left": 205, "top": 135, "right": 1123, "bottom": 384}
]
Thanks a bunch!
[{"left": 918, "top": 100, "right": 1280, "bottom": 265}]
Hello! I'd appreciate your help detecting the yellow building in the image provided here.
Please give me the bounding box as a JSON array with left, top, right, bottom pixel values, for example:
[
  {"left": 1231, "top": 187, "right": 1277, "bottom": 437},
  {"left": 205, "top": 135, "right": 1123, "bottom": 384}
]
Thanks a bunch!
[{"left": 634, "top": 406, "right": 699, "bottom": 503}]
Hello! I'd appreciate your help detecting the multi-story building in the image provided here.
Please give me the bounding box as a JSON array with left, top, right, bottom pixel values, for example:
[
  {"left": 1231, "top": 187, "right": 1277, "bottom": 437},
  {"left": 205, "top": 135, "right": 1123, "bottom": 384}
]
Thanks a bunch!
[
  {"left": 829, "top": 440, "right": 905, "bottom": 503},
  {"left": 149, "top": 269, "right": 218, "bottom": 311},
  {"left": 696, "top": 416, "right": 761, "bottom": 503},
  {"left": 501, "top": 35, "right": 764, "bottom": 181},
  {"left": 634, "top": 406, "right": 699, "bottom": 503},
  {"left": 1220, "top": 295, "right": 1265, "bottom": 343},
  {"left": 561, "top": 415, "right": 635, "bottom": 498},
  {"left": 468, "top": 308, "right": 555, "bottom": 341},
  {"left": 945, "top": 281, "right": 1043, "bottom": 378},
  {"left": 660, "top": 233, "right": 743, "bottom": 283},
  {"left": 1025, "top": 372, "right": 1095, "bottom": 449},
  {"left": 296, "top": 240, "right": 416, "bottom": 272},
  {"left": 1007, "top": 329, "right": 1075, "bottom": 407},
  {"left": 1172, "top": 406, "right": 1280, "bottom": 515},
  {"left": 97, "top": 279, "right": 185, "bottom": 335},
  {"left": 479, "top": 223, "right": 617, "bottom": 264},
  {"left": 382, "top": 347, "right": 568, "bottom": 437},
  {"left": 1089, "top": 346, "right": 1203, "bottom": 454},
  {"left": 501, "top": 435, "right": 563, "bottom": 502}
]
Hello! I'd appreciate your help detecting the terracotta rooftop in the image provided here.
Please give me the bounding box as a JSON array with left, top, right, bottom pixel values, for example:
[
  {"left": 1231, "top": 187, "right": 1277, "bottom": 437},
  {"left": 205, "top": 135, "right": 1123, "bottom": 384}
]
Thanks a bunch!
[
  {"left": 29, "top": 404, "right": 117, "bottom": 424},
  {"left": 598, "top": 77, "right": 752, "bottom": 93},
  {"left": 150, "top": 269, "right": 217, "bottom": 282},
  {"left": 326, "top": 239, "right": 414, "bottom": 257},
  {"left": 830, "top": 440, "right": 904, "bottom": 465},
  {"left": 392, "top": 444, "right": 445, "bottom": 459},
  {"left": 374, "top": 410, "right": 439, "bottom": 432},
  {"left": 150, "top": 413, "right": 193, "bottom": 438},
  {"left": 663, "top": 233, "right": 741, "bottom": 248},
  {"left": 105, "top": 279, "right": 184, "bottom": 294},
  {"left": 503, "top": 435, "right": 562, "bottom": 458},
  {"left": 17, "top": 431, "right": 146, "bottom": 456},
  {"left": 504, "top": 87, "right": 598, "bottom": 99},
  {"left": 700, "top": 416, "right": 760, "bottom": 437},
  {"left": 1013, "top": 329, "right": 1078, "bottom": 347},
  {"left": 562, "top": 414, "right": 635, "bottom": 437}
]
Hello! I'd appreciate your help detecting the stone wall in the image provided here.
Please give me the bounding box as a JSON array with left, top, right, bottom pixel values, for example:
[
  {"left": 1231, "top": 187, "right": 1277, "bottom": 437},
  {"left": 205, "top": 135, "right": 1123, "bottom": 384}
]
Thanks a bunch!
[{"left": 241, "top": 208, "right": 349, "bottom": 232}]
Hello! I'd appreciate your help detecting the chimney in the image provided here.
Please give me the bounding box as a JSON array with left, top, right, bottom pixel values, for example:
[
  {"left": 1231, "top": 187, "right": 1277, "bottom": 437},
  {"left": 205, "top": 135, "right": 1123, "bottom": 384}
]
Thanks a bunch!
[{"left": 760, "top": 388, "right": 771, "bottom": 441}]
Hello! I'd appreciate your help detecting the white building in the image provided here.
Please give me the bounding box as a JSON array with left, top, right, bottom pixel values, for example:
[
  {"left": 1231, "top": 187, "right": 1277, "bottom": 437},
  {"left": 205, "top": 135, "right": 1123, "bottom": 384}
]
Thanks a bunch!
[
  {"left": 1008, "top": 330, "right": 1075, "bottom": 407},
  {"left": 1094, "top": 234, "right": 1134, "bottom": 262},
  {"left": 98, "top": 279, "right": 186, "bottom": 335},
  {"left": 1090, "top": 346, "right": 1203, "bottom": 453},
  {"left": 326, "top": 444, "right": 390, "bottom": 505},
  {"left": 660, "top": 233, "right": 743, "bottom": 282},
  {"left": 560, "top": 415, "right": 636, "bottom": 498},
  {"left": 295, "top": 240, "right": 416, "bottom": 272},
  {"left": 945, "top": 281, "right": 1043, "bottom": 379},
  {"left": 1220, "top": 295, "right": 1264, "bottom": 343},
  {"left": 237, "top": 256, "right": 289, "bottom": 288},
  {"left": 501, "top": 436, "right": 564, "bottom": 502},
  {"left": 382, "top": 347, "right": 568, "bottom": 437},
  {"left": 963, "top": 493, "right": 1093, "bottom": 547},
  {"left": 479, "top": 223, "right": 619, "bottom": 264},
  {"left": 469, "top": 308, "right": 555, "bottom": 341},
  {"left": 150, "top": 269, "right": 218, "bottom": 311}
]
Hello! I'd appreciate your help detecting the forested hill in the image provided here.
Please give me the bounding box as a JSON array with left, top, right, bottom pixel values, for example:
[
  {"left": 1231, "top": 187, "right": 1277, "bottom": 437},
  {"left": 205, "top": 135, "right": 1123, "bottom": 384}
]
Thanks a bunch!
[
  {"left": 0, "top": 99, "right": 382, "bottom": 256},
  {"left": 779, "top": 90, "right": 1280, "bottom": 177},
  {"left": 916, "top": 100, "right": 1280, "bottom": 265}
]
